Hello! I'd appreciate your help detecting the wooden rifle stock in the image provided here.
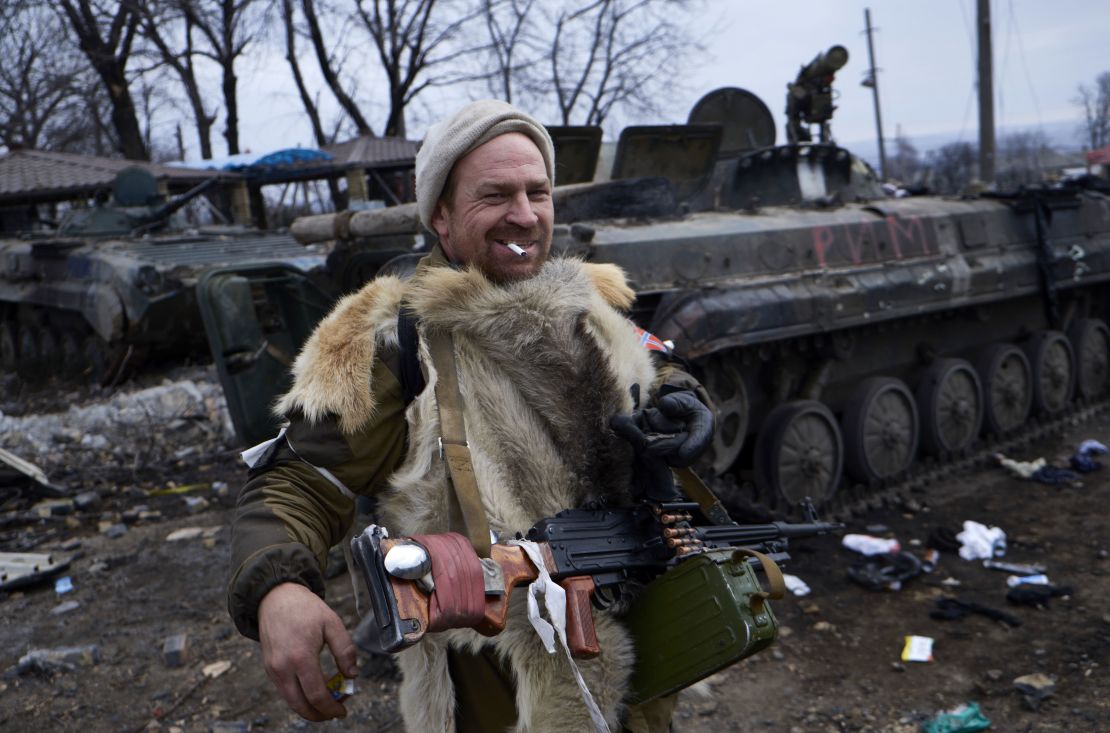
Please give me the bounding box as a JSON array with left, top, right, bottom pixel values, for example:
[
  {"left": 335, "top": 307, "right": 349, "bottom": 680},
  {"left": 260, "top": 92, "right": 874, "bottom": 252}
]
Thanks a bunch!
[{"left": 379, "top": 537, "right": 601, "bottom": 658}]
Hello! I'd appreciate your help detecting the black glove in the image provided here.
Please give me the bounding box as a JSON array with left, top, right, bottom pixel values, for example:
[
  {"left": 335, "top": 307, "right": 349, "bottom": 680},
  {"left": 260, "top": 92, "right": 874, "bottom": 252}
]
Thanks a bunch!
[{"left": 610, "top": 387, "right": 715, "bottom": 469}]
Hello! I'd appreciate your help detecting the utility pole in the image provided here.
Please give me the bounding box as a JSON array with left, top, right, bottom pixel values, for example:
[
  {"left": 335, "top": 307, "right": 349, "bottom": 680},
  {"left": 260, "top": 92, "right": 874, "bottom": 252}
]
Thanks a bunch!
[
  {"left": 863, "top": 8, "right": 887, "bottom": 180},
  {"left": 977, "top": 0, "right": 995, "bottom": 184}
]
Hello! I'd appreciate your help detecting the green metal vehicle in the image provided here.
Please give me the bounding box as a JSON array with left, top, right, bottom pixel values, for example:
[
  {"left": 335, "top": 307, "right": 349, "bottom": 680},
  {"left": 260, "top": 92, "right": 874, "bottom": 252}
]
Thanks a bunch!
[
  {"left": 199, "top": 84, "right": 1110, "bottom": 518},
  {"left": 0, "top": 166, "right": 327, "bottom": 389}
]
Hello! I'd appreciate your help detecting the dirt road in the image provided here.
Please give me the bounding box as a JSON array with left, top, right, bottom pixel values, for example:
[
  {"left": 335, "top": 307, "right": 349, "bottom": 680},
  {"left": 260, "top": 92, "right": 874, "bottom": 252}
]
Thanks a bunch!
[{"left": 2, "top": 374, "right": 1107, "bottom": 732}]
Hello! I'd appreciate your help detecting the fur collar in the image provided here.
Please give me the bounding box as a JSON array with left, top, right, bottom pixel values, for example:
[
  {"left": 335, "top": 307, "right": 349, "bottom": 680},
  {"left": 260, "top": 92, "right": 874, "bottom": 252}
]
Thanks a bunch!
[{"left": 274, "top": 258, "right": 635, "bottom": 435}]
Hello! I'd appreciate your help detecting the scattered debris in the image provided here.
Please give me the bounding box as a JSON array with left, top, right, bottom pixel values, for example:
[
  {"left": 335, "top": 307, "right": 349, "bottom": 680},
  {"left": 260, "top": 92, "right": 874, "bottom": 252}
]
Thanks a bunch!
[
  {"left": 161, "top": 633, "right": 189, "bottom": 668},
  {"left": 202, "top": 660, "right": 233, "bottom": 679},
  {"left": 73, "top": 491, "right": 103, "bottom": 512},
  {"left": 54, "top": 575, "right": 73, "bottom": 594},
  {"left": 926, "top": 526, "right": 962, "bottom": 552},
  {"left": 847, "top": 552, "right": 922, "bottom": 591},
  {"left": 1006, "top": 584, "right": 1073, "bottom": 607},
  {"left": 0, "top": 551, "right": 70, "bottom": 591},
  {"left": 1013, "top": 673, "right": 1055, "bottom": 711},
  {"left": 165, "top": 526, "right": 222, "bottom": 542},
  {"left": 148, "top": 483, "right": 211, "bottom": 497},
  {"left": 1006, "top": 574, "right": 1050, "bottom": 588},
  {"left": 956, "top": 521, "right": 1006, "bottom": 561},
  {"left": 929, "top": 598, "right": 1022, "bottom": 627},
  {"left": 51, "top": 600, "right": 81, "bottom": 615},
  {"left": 0, "top": 446, "right": 62, "bottom": 497},
  {"left": 101, "top": 523, "right": 128, "bottom": 539},
  {"left": 1070, "top": 439, "right": 1108, "bottom": 473},
  {"left": 901, "top": 635, "right": 934, "bottom": 663},
  {"left": 12, "top": 645, "right": 101, "bottom": 676},
  {"left": 982, "top": 559, "right": 1045, "bottom": 575},
  {"left": 842, "top": 534, "right": 901, "bottom": 555},
  {"left": 782, "top": 573, "right": 811, "bottom": 597},
  {"left": 920, "top": 701, "right": 991, "bottom": 732},
  {"left": 994, "top": 453, "right": 1045, "bottom": 479}
]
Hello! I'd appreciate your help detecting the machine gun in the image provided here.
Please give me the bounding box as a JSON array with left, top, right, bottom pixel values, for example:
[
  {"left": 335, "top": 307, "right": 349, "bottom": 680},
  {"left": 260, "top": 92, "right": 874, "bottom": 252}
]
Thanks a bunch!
[
  {"left": 350, "top": 500, "right": 841, "bottom": 657},
  {"left": 785, "top": 45, "right": 849, "bottom": 144}
]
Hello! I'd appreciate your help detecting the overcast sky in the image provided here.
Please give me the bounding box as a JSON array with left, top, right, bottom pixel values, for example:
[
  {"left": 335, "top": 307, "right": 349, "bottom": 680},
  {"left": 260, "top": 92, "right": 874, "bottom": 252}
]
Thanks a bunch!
[{"left": 226, "top": 0, "right": 1109, "bottom": 159}]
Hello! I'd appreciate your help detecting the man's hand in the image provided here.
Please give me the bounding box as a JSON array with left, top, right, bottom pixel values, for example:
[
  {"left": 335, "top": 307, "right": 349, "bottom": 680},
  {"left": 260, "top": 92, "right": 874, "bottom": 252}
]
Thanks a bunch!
[{"left": 258, "top": 582, "right": 358, "bottom": 721}]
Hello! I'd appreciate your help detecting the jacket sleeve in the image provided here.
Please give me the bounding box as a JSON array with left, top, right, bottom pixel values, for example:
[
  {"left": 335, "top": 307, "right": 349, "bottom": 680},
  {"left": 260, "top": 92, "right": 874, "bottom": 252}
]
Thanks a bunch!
[{"left": 227, "top": 356, "right": 408, "bottom": 640}]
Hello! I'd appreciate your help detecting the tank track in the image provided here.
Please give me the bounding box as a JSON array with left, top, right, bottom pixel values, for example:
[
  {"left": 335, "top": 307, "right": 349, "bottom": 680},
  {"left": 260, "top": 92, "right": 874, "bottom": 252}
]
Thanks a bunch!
[{"left": 716, "top": 396, "right": 1110, "bottom": 523}]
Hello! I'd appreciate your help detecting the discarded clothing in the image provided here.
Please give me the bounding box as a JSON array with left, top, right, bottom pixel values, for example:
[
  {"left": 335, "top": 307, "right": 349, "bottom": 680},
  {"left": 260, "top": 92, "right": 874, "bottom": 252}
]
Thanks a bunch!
[
  {"left": 956, "top": 521, "right": 1006, "bottom": 561},
  {"left": 847, "top": 551, "right": 922, "bottom": 591},
  {"left": 1006, "top": 583, "right": 1073, "bottom": 607},
  {"left": 1031, "top": 465, "right": 1080, "bottom": 485},
  {"left": 994, "top": 453, "right": 1045, "bottom": 479},
  {"left": 1069, "top": 440, "right": 1106, "bottom": 472},
  {"left": 921, "top": 702, "right": 991, "bottom": 733},
  {"left": 930, "top": 597, "right": 1022, "bottom": 627},
  {"left": 782, "top": 573, "right": 811, "bottom": 597},
  {"left": 1077, "top": 439, "right": 1108, "bottom": 456},
  {"left": 841, "top": 534, "right": 901, "bottom": 555},
  {"left": 926, "top": 526, "right": 962, "bottom": 553}
]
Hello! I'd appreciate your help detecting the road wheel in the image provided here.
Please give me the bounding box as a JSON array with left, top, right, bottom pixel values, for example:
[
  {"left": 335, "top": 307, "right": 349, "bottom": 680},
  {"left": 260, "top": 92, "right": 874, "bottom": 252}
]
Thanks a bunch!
[
  {"left": 1068, "top": 318, "right": 1110, "bottom": 399},
  {"left": 842, "top": 377, "right": 918, "bottom": 485},
  {"left": 0, "top": 321, "right": 16, "bottom": 372},
  {"left": 698, "top": 355, "right": 749, "bottom": 475},
  {"left": 1024, "top": 330, "right": 1074, "bottom": 414},
  {"left": 59, "top": 330, "right": 83, "bottom": 380},
  {"left": 17, "top": 326, "right": 40, "bottom": 380},
  {"left": 916, "top": 358, "right": 982, "bottom": 456},
  {"left": 83, "top": 335, "right": 112, "bottom": 385},
  {"left": 38, "top": 327, "right": 60, "bottom": 380},
  {"left": 974, "top": 343, "right": 1032, "bottom": 435},
  {"left": 754, "top": 400, "right": 843, "bottom": 510}
]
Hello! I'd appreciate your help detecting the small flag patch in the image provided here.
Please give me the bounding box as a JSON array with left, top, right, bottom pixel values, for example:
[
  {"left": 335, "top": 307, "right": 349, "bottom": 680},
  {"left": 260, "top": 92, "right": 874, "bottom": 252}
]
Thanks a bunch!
[{"left": 633, "top": 327, "right": 670, "bottom": 354}]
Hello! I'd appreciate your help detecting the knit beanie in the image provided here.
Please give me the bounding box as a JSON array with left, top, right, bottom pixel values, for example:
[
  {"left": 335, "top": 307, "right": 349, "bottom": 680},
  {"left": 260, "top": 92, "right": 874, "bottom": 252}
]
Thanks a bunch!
[{"left": 415, "top": 99, "right": 555, "bottom": 231}]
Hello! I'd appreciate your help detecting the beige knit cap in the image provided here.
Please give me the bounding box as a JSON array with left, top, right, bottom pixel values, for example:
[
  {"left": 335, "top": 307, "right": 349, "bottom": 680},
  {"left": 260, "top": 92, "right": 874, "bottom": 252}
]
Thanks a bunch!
[{"left": 415, "top": 99, "right": 555, "bottom": 230}]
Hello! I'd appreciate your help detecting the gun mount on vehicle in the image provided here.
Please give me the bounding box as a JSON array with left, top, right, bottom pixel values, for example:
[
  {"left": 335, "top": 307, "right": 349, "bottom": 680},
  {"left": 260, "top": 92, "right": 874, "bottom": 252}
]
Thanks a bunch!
[{"left": 200, "top": 65, "right": 1110, "bottom": 518}]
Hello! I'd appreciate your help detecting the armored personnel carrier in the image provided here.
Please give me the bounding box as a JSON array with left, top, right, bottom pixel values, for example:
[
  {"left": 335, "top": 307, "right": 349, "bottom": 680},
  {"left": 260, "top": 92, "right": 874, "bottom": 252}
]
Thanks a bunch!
[
  {"left": 0, "top": 166, "right": 327, "bottom": 389},
  {"left": 200, "top": 82, "right": 1110, "bottom": 517}
]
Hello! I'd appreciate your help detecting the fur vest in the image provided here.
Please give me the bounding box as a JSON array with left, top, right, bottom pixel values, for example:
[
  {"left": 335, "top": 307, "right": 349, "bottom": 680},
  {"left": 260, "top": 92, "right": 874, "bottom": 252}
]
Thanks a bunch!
[{"left": 278, "top": 257, "right": 657, "bottom": 732}]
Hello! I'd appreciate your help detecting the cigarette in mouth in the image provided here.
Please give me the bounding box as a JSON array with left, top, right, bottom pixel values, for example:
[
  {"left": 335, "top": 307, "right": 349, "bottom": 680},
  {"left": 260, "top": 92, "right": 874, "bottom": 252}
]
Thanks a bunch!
[{"left": 505, "top": 242, "right": 527, "bottom": 257}]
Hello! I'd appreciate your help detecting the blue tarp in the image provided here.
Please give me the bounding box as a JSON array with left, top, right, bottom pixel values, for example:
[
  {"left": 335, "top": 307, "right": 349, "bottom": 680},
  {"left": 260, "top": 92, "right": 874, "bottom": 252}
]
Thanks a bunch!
[{"left": 170, "top": 148, "right": 333, "bottom": 172}]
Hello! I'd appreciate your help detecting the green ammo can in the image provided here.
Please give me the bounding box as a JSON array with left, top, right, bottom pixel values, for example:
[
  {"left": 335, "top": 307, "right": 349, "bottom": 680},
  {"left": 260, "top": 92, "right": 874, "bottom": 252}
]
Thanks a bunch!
[{"left": 625, "top": 547, "right": 784, "bottom": 703}]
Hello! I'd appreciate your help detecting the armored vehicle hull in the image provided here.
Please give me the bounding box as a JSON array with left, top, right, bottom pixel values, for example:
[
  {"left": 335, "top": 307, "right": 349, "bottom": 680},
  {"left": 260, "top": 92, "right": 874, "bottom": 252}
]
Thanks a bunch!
[
  {"left": 199, "top": 90, "right": 1110, "bottom": 518},
  {"left": 0, "top": 229, "right": 326, "bottom": 387}
]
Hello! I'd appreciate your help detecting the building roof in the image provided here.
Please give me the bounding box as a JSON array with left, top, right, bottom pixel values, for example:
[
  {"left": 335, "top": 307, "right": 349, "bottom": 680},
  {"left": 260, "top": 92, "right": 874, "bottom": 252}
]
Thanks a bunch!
[
  {"left": 324, "top": 135, "right": 418, "bottom": 168},
  {"left": 0, "top": 149, "right": 231, "bottom": 205}
]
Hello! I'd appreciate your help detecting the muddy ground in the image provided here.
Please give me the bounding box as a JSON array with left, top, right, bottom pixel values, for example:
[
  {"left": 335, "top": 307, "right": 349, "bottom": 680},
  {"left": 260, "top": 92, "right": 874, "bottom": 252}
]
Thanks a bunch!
[{"left": 1, "top": 368, "right": 1107, "bottom": 733}]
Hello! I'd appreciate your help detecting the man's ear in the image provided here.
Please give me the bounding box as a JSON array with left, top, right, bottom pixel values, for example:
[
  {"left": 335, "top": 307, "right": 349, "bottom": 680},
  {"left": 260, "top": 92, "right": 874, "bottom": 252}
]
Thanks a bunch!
[{"left": 430, "top": 200, "right": 453, "bottom": 259}]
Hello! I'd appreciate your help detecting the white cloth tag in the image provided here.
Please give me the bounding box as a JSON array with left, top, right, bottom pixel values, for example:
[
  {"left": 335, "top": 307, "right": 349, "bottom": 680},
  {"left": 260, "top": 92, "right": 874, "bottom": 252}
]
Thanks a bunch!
[
  {"left": 240, "top": 428, "right": 286, "bottom": 468},
  {"left": 511, "top": 539, "right": 611, "bottom": 733}
]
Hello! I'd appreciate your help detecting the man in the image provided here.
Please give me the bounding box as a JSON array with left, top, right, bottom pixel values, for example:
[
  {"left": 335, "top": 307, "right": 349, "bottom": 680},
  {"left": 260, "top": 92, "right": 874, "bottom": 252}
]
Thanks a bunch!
[{"left": 228, "top": 99, "right": 712, "bottom": 732}]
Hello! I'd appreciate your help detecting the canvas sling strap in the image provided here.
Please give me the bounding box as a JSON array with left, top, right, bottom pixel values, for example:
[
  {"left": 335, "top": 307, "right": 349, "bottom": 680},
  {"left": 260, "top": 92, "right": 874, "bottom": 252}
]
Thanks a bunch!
[
  {"left": 426, "top": 328, "right": 493, "bottom": 559},
  {"left": 674, "top": 465, "right": 734, "bottom": 526}
]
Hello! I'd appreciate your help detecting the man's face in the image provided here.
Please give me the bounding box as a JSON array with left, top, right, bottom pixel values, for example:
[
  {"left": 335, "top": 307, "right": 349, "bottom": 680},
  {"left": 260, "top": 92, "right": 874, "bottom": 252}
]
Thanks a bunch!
[{"left": 431, "top": 132, "right": 554, "bottom": 283}]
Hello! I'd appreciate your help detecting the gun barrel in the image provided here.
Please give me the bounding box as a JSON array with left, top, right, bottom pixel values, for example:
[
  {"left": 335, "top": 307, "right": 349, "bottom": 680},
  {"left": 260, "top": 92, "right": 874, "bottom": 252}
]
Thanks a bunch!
[{"left": 696, "top": 520, "right": 843, "bottom": 546}]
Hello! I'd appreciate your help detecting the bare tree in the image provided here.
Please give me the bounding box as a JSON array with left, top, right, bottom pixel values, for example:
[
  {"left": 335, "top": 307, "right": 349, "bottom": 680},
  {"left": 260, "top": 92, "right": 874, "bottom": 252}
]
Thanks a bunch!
[
  {"left": 542, "top": 0, "right": 697, "bottom": 127},
  {"left": 177, "top": 0, "right": 270, "bottom": 155},
  {"left": 354, "top": 0, "right": 488, "bottom": 138},
  {"left": 0, "top": 5, "right": 84, "bottom": 149},
  {"left": 482, "top": 0, "right": 536, "bottom": 103},
  {"left": 926, "top": 141, "right": 978, "bottom": 195},
  {"left": 134, "top": 1, "right": 218, "bottom": 159},
  {"left": 52, "top": 0, "right": 149, "bottom": 159},
  {"left": 1075, "top": 71, "right": 1110, "bottom": 152},
  {"left": 997, "top": 130, "right": 1052, "bottom": 190},
  {"left": 887, "top": 133, "right": 922, "bottom": 185},
  {"left": 280, "top": 0, "right": 330, "bottom": 147},
  {"left": 300, "top": 0, "right": 375, "bottom": 136}
]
